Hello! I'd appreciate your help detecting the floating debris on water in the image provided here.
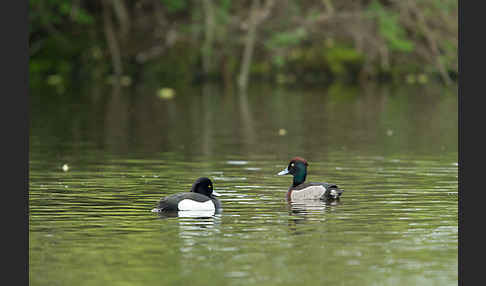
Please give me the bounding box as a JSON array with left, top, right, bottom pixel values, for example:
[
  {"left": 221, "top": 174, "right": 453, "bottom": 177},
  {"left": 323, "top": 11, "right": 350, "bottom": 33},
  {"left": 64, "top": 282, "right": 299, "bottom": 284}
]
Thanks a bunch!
[
  {"left": 158, "top": 88, "right": 176, "bottom": 99},
  {"left": 417, "top": 73, "right": 428, "bottom": 84},
  {"left": 386, "top": 129, "right": 394, "bottom": 136},
  {"left": 62, "top": 164, "right": 69, "bottom": 172},
  {"left": 278, "top": 128, "right": 287, "bottom": 136}
]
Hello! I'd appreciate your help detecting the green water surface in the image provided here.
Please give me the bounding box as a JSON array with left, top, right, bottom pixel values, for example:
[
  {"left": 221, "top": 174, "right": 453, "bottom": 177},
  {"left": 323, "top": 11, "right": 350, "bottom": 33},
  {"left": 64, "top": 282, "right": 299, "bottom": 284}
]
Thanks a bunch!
[{"left": 29, "top": 83, "right": 458, "bottom": 286}]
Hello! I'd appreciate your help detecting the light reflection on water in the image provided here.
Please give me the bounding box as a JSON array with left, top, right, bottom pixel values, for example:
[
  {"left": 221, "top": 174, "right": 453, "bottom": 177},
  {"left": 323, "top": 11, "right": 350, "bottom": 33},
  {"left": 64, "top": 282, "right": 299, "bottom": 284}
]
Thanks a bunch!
[{"left": 30, "top": 83, "right": 457, "bottom": 286}]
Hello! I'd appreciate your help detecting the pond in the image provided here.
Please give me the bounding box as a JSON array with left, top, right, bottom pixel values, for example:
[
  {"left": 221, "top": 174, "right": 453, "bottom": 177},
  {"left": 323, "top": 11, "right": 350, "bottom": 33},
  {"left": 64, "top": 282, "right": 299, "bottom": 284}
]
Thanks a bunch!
[{"left": 29, "top": 82, "right": 458, "bottom": 286}]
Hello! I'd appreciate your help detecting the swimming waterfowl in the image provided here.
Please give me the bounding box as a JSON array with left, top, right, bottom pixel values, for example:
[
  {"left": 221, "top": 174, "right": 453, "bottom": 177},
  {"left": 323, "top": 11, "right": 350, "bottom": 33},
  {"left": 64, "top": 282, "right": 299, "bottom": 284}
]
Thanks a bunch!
[
  {"left": 278, "top": 157, "right": 343, "bottom": 201},
  {"left": 155, "top": 177, "right": 222, "bottom": 212}
]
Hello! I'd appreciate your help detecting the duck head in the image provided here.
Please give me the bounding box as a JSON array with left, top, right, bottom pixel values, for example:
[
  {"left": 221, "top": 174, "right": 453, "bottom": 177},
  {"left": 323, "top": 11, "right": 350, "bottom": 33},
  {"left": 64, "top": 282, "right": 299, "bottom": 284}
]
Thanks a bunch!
[
  {"left": 278, "top": 157, "right": 308, "bottom": 187},
  {"left": 191, "top": 177, "right": 221, "bottom": 198}
]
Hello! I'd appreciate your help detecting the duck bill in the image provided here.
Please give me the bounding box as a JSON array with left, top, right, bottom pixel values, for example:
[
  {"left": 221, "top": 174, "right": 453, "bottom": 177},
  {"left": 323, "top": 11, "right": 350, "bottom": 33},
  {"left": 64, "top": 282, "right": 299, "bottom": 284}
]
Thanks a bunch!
[
  {"left": 212, "top": 191, "right": 221, "bottom": 197},
  {"left": 278, "top": 168, "right": 290, "bottom": 176}
]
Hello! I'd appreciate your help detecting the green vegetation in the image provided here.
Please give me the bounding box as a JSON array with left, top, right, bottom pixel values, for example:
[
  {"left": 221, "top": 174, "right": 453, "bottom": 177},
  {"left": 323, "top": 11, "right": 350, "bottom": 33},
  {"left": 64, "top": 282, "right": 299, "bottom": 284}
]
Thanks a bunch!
[
  {"left": 29, "top": 0, "right": 457, "bottom": 93},
  {"left": 368, "top": 0, "right": 415, "bottom": 53}
]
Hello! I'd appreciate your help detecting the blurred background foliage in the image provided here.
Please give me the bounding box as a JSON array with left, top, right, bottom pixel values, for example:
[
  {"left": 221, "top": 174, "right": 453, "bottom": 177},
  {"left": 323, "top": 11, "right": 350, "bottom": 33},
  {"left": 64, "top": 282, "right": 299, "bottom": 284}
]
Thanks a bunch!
[{"left": 29, "top": 0, "right": 457, "bottom": 94}]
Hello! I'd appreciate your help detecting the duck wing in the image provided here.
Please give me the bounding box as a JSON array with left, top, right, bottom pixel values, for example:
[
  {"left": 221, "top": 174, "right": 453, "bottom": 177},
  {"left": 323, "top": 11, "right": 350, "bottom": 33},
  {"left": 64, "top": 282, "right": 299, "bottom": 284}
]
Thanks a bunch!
[{"left": 291, "top": 182, "right": 343, "bottom": 201}]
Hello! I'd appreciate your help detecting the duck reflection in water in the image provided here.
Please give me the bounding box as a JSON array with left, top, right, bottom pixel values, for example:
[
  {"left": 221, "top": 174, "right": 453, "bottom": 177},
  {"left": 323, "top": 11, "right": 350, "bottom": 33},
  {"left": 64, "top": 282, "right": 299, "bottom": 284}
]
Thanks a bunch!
[
  {"left": 154, "top": 209, "right": 221, "bottom": 219},
  {"left": 287, "top": 199, "right": 342, "bottom": 234},
  {"left": 288, "top": 199, "right": 341, "bottom": 217}
]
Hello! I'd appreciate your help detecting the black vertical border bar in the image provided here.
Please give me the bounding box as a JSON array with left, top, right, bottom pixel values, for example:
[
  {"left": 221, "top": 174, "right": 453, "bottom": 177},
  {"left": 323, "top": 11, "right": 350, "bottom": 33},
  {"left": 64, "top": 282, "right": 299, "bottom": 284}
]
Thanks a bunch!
[
  {"left": 459, "top": 0, "right": 485, "bottom": 285},
  {"left": 458, "top": 0, "right": 462, "bottom": 284},
  {"left": 0, "top": 0, "right": 29, "bottom": 285}
]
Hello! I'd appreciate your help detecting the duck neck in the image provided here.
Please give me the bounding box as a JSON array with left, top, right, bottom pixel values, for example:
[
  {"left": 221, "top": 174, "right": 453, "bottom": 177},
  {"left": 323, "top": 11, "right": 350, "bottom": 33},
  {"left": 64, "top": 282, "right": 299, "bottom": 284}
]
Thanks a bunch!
[{"left": 292, "top": 170, "right": 306, "bottom": 187}]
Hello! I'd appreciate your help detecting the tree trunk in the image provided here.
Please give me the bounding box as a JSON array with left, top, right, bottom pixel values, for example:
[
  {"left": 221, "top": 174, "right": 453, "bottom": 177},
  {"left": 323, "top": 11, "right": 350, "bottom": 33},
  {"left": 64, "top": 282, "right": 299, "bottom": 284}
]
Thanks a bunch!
[
  {"left": 111, "top": 0, "right": 130, "bottom": 40},
  {"left": 238, "top": 0, "right": 260, "bottom": 91},
  {"left": 102, "top": 0, "right": 123, "bottom": 77},
  {"left": 202, "top": 0, "right": 215, "bottom": 77}
]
